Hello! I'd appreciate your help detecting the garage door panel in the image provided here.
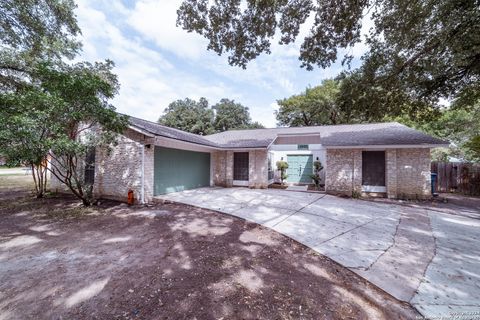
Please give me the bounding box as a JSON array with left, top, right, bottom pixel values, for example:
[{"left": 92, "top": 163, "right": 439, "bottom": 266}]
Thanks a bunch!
[{"left": 154, "top": 147, "right": 210, "bottom": 195}]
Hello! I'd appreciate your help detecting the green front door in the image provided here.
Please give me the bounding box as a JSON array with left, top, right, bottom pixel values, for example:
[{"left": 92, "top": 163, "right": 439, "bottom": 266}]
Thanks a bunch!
[
  {"left": 154, "top": 147, "right": 210, "bottom": 195},
  {"left": 286, "top": 155, "right": 313, "bottom": 183}
]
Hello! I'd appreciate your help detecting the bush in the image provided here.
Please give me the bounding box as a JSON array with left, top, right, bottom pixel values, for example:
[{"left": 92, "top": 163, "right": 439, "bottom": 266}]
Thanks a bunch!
[
  {"left": 276, "top": 160, "right": 289, "bottom": 185},
  {"left": 310, "top": 160, "right": 324, "bottom": 189}
]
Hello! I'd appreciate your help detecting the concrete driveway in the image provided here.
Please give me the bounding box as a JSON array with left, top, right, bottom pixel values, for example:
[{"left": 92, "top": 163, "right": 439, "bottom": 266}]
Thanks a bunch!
[{"left": 157, "top": 187, "right": 480, "bottom": 318}]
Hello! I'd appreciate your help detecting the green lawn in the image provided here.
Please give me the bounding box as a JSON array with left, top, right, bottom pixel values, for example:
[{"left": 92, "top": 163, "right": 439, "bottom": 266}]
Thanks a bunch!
[{"left": 0, "top": 174, "right": 34, "bottom": 190}]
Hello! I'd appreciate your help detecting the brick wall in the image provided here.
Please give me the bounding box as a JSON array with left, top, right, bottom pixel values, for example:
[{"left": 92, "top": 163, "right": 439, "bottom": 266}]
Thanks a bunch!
[
  {"left": 94, "top": 129, "right": 154, "bottom": 203},
  {"left": 212, "top": 151, "right": 227, "bottom": 187},
  {"left": 395, "top": 148, "right": 431, "bottom": 199},
  {"left": 385, "top": 149, "right": 398, "bottom": 199},
  {"left": 212, "top": 149, "right": 268, "bottom": 189},
  {"left": 226, "top": 151, "right": 234, "bottom": 187},
  {"left": 248, "top": 149, "right": 268, "bottom": 188},
  {"left": 325, "top": 149, "right": 362, "bottom": 196},
  {"left": 50, "top": 128, "right": 154, "bottom": 204},
  {"left": 326, "top": 148, "right": 431, "bottom": 199}
]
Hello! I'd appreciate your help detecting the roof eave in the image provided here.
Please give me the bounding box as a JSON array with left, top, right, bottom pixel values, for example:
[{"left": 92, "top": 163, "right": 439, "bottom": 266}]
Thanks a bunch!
[
  {"left": 128, "top": 125, "right": 155, "bottom": 138},
  {"left": 324, "top": 143, "right": 450, "bottom": 149}
]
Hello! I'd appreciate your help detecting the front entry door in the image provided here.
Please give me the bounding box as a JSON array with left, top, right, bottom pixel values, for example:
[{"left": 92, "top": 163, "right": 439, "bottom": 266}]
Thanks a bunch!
[
  {"left": 362, "top": 151, "right": 386, "bottom": 187},
  {"left": 287, "top": 155, "right": 313, "bottom": 183}
]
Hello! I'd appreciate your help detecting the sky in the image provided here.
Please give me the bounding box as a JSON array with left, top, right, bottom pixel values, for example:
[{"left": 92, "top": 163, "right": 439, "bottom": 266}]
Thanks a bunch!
[{"left": 75, "top": 0, "right": 369, "bottom": 128}]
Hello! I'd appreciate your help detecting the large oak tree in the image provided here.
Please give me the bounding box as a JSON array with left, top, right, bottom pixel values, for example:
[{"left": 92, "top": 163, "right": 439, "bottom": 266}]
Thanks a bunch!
[
  {"left": 158, "top": 97, "right": 264, "bottom": 134},
  {"left": 0, "top": 0, "right": 128, "bottom": 204},
  {"left": 177, "top": 0, "right": 480, "bottom": 115}
]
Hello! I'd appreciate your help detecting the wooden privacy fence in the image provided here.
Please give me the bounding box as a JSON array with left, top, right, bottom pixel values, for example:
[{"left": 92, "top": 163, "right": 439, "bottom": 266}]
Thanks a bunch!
[{"left": 431, "top": 162, "right": 480, "bottom": 196}]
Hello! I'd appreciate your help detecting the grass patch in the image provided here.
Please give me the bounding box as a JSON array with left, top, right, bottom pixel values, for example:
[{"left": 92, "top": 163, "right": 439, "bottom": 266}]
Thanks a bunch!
[
  {"left": 0, "top": 193, "right": 101, "bottom": 219},
  {"left": 0, "top": 174, "right": 102, "bottom": 219},
  {"left": 0, "top": 174, "right": 34, "bottom": 190}
]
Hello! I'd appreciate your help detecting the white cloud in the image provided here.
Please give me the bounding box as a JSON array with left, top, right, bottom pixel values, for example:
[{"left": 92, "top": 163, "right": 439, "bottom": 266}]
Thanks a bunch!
[
  {"left": 127, "top": 0, "right": 208, "bottom": 59},
  {"left": 124, "top": 0, "right": 316, "bottom": 95},
  {"left": 75, "top": 0, "right": 242, "bottom": 122},
  {"left": 73, "top": 0, "right": 360, "bottom": 128}
]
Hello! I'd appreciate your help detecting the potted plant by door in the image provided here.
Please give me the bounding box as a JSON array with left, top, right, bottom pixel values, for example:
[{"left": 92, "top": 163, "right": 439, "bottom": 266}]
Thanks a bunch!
[
  {"left": 310, "top": 160, "right": 324, "bottom": 190},
  {"left": 276, "top": 160, "right": 289, "bottom": 186}
]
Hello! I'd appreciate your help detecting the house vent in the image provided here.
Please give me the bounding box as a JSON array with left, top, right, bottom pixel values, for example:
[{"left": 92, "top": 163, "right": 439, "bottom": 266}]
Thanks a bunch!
[{"left": 297, "top": 144, "right": 309, "bottom": 150}]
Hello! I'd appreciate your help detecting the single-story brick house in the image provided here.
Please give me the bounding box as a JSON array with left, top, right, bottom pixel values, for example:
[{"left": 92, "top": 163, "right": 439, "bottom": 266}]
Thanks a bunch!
[{"left": 51, "top": 116, "right": 448, "bottom": 203}]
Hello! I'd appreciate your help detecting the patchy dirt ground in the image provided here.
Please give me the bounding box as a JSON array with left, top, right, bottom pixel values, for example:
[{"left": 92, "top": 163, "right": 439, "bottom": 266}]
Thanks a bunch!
[{"left": 0, "top": 176, "right": 418, "bottom": 319}]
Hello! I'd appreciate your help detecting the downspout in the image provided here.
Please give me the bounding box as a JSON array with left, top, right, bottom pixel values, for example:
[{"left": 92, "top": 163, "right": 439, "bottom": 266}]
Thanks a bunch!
[
  {"left": 352, "top": 152, "right": 355, "bottom": 196},
  {"left": 141, "top": 140, "right": 145, "bottom": 205}
]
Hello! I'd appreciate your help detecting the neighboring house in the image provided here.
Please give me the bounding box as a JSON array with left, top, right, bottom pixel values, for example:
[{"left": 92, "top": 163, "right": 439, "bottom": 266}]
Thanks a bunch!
[{"left": 50, "top": 116, "right": 448, "bottom": 203}]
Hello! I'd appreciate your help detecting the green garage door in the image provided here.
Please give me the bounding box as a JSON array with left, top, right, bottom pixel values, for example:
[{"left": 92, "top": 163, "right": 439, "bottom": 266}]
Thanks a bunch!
[
  {"left": 154, "top": 147, "right": 210, "bottom": 195},
  {"left": 287, "top": 155, "right": 313, "bottom": 183}
]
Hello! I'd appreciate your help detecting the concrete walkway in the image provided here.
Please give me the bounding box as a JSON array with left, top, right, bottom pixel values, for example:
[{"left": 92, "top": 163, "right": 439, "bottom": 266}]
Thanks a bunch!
[{"left": 156, "top": 187, "right": 480, "bottom": 318}]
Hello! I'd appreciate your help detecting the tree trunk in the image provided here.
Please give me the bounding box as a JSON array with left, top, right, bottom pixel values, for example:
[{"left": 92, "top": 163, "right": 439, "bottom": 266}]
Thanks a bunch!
[
  {"left": 30, "top": 162, "right": 48, "bottom": 198},
  {"left": 47, "top": 153, "right": 96, "bottom": 207}
]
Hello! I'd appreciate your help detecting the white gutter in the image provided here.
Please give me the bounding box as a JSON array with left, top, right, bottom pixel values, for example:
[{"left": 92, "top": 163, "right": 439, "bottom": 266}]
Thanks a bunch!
[
  {"left": 276, "top": 132, "right": 321, "bottom": 137},
  {"left": 128, "top": 125, "right": 155, "bottom": 138},
  {"left": 266, "top": 136, "right": 278, "bottom": 150},
  {"left": 324, "top": 144, "right": 450, "bottom": 149},
  {"left": 141, "top": 142, "right": 145, "bottom": 204}
]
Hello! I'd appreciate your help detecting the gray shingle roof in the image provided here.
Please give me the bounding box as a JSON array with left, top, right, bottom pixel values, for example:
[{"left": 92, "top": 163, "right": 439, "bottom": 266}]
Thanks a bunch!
[
  {"left": 128, "top": 116, "right": 219, "bottom": 147},
  {"left": 318, "top": 122, "right": 448, "bottom": 147},
  {"left": 205, "top": 122, "right": 448, "bottom": 148},
  {"left": 128, "top": 116, "right": 448, "bottom": 149}
]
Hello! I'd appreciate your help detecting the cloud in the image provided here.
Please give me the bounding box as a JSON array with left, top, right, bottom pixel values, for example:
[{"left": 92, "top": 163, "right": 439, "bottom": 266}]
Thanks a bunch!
[
  {"left": 73, "top": 0, "right": 368, "bottom": 127},
  {"left": 75, "top": 0, "right": 242, "bottom": 122},
  {"left": 127, "top": 0, "right": 208, "bottom": 59}
]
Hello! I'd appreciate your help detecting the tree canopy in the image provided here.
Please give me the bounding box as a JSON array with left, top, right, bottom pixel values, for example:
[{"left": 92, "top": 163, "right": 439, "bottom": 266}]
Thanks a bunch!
[
  {"left": 0, "top": 0, "right": 127, "bottom": 204},
  {"left": 0, "top": 0, "right": 81, "bottom": 91},
  {"left": 159, "top": 98, "right": 264, "bottom": 134},
  {"left": 392, "top": 100, "right": 480, "bottom": 162},
  {"left": 0, "top": 0, "right": 80, "bottom": 59},
  {"left": 276, "top": 79, "right": 347, "bottom": 126},
  {"left": 0, "top": 60, "right": 128, "bottom": 203},
  {"left": 213, "top": 98, "right": 263, "bottom": 131},
  {"left": 177, "top": 0, "right": 480, "bottom": 114},
  {"left": 158, "top": 98, "right": 215, "bottom": 135}
]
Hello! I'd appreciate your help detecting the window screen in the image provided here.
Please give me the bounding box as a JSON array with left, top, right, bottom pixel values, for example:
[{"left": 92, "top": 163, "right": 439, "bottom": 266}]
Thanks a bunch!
[
  {"left": 233, "top": 152, "right": 249, "bottom": 181},
  {"left": 362, "top": 151, "right": 385, "bottom": 186}
]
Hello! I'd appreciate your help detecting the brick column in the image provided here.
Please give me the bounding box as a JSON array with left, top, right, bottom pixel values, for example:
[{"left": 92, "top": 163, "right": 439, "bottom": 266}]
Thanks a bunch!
[
  {"left": 253, "top": 150, "right": 268, "bottom": 188},
  {"left": 352, "top": 149, "right": 362, "bottom": 194},
  {"left": 143, "top": 145, "right": 155, "bottom": 202},
  {"left": 248, "top": 151, "right": 256, "bottom": 188},
  {"left": 212, "top": 151, "right": 227, "bottom": 187},
  {"left": 386, "top": 149, "right": 398, "bottom": 199},
  {"left": 226, "top": 151, "right": 234, "bottom": 187}
]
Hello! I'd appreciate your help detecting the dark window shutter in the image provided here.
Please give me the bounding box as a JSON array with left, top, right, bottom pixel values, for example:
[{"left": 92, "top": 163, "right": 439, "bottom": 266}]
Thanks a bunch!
[
  {"left": 362, "top": 151, "right": 385, "bottom": 186},
  {"left": 84, "top": 148, "right": 96, "bottom": 185},
  {"left": 233, "top": 152, "right": 249, "bottom": 181}
]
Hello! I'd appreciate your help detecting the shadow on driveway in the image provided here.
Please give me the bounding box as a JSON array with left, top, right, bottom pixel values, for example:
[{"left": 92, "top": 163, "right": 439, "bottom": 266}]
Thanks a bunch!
[{"left": 0, "top": 191, "right": 416, "bottom": 319}]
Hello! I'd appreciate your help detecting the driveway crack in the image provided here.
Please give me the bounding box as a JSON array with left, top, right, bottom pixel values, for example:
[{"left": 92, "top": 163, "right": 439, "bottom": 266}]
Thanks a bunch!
[
  {"left": 409, "top": 209, "right": 437, "bottom": 303},
  {"left": 314, "top": 216, "right": 378, "bottom": 246},
  {"left": 269, "top": 194, "right": 326, "bottom": 228},
  {"left": 363, "top": 212, "right": 403, "bottom": 271},
  {"left": 257, "top": 194, "right": 326, "bottom": 255}
]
